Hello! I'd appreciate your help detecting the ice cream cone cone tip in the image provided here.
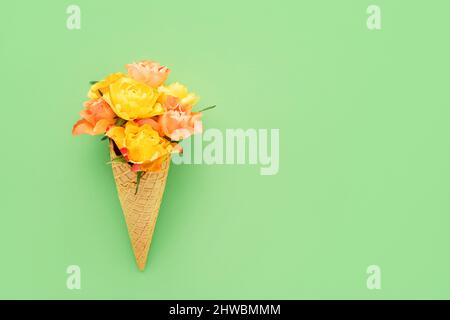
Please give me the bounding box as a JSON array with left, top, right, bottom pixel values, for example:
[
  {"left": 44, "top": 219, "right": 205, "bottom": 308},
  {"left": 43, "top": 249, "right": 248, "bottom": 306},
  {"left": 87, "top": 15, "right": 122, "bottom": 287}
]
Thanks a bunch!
[{"left": 138, "top": 261, "right": 146, "bottom": 271}]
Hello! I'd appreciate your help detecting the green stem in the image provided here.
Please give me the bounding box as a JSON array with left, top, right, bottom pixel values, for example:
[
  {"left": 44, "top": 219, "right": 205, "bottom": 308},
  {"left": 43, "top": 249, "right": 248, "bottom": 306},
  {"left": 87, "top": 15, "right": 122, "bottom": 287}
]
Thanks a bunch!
[
  {"left": 135, "top": 171, "right": 144, "bottom": 195},
  {"left": 196, "top": 105, "right": 217, "bottom": 112}
]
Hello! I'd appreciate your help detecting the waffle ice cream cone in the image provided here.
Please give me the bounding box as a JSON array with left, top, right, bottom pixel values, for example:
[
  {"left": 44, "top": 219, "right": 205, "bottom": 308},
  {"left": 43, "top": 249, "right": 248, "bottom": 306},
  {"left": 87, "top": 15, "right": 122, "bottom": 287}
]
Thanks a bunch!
[{"left": 109, "top": 141, "right": 170, "bottom": 271}]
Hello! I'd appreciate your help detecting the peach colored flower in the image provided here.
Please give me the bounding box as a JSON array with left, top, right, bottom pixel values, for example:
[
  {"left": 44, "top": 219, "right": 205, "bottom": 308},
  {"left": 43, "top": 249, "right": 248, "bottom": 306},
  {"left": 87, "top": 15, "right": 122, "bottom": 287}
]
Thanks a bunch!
[
  {"left": 157, "top": 87, "right": 203, "bottom": 141},
  {"left": 135, "top": 117, "right": 161, "bottom": 132},
  {"left": 72, "top": 98, "right": 116, "bottom": 136},
  {"left": 137, "top": 104, "right": 202, "bottom": 141},
  {"left": 126, "top": 60, "right": 170, "bottom": 88},
  {"left": 157, "top": 109, "right": 202, "bottom": 141}
]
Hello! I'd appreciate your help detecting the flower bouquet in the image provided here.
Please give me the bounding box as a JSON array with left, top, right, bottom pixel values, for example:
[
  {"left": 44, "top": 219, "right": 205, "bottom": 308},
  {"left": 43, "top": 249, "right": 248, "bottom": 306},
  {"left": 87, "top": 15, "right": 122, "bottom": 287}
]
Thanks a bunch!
[{"left": 72, "top": 60, "right": 213, "bottom": 270}]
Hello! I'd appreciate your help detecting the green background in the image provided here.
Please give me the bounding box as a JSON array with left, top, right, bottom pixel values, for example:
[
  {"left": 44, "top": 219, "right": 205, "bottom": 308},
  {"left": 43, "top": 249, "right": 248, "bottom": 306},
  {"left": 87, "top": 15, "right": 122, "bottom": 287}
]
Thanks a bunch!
[{"left": 1, "top": 0, "right": 450, "bottom": 299}]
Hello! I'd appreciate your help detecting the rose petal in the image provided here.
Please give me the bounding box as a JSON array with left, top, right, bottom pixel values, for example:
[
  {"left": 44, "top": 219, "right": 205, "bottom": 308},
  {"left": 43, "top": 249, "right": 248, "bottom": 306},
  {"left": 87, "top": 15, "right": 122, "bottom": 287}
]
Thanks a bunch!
[{"left": 72, "top": 119, "right": 94, "bottom": 136}]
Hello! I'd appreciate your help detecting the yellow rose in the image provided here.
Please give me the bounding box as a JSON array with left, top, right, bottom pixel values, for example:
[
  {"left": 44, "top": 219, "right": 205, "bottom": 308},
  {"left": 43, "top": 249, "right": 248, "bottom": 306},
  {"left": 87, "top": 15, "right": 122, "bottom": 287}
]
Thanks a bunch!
[
  {"left": 88, "top": 73, "right": 124, "bottom": 99},
  {"left": 103, "top": 77, "right": 163, "bottom": 120},
  {"left": 107, "top": 121, "right": 172, "bottom": 165},
  {"left": 158, "top": 82, "right": 199, "bottom": 110}
]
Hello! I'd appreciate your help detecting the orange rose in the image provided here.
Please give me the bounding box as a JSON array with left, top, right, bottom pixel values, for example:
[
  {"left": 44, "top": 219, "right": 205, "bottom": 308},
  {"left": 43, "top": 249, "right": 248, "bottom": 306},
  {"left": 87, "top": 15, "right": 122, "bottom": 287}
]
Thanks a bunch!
[
  {"left": 157, "top": 110, "right": 202, "bottom": 141},
  {"left": 72, "top": 98, "right": 116, "bottom": 135},
  {"left": 137, "top": 91, "right": 203, "bottom": 141}
]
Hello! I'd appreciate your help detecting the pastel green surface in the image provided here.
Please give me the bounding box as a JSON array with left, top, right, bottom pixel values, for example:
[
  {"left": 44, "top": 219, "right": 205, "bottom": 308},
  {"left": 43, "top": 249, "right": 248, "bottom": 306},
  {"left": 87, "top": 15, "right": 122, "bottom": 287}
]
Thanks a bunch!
[{"left": 1, "top": 0, "right": 450, "bottom": 299}]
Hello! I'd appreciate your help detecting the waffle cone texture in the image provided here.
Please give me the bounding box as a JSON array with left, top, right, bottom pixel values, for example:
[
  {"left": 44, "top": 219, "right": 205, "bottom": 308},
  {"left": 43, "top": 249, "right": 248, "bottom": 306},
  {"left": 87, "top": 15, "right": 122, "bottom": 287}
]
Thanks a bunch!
[{"left": 109, "top": 141, "right": 170, "bottom": 270}]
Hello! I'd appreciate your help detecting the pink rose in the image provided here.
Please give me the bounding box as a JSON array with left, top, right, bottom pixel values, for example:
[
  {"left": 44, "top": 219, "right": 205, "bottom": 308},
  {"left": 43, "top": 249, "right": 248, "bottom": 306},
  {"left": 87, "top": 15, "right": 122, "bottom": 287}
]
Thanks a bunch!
[{"left": 125, "top": 60, "right": 170, "bottom": 88}]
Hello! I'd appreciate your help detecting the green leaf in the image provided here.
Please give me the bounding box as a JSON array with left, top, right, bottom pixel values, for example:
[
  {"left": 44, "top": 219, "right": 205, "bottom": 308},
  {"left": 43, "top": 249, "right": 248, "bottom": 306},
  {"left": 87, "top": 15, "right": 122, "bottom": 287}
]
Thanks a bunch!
[
  {"left": 135, "top": 171, "right": 144, "bottom": 195},
  {"left": 196, "top": 105, "right": 217, "bottom": 113},
  {"left": 115, "top": 118, "right": 127, "bottom": 126},
  {"left": 89, "top": 80, "right": 98, "bottom": 85},
  {"left": 100, "top": 135, "right": 108, "bottom": 141}
]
